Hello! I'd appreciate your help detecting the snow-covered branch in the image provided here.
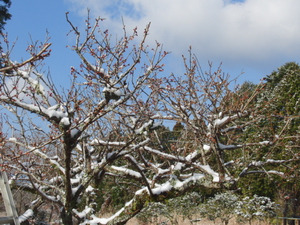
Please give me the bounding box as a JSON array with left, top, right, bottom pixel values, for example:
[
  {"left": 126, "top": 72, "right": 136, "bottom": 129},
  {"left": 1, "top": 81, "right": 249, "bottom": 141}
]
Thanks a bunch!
[{"left": 1, "top": 12, "right": 298, "bottom": 225}]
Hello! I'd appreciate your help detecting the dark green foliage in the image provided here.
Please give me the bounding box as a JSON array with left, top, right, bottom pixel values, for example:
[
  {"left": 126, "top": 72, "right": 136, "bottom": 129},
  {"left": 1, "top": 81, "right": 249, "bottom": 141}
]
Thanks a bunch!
[
  {"left": 0, "top": 0, "right": 11, "bottom": 32},
  {"left": 261, "top": 62, "right": 300, "bottom": 151},
  {"left": 148, "top": 125, "right": 182, "bottom": 152},
  {"left": 199, "top": 192, "right": 276, "bottom": 225},
  {"left": 0, "top": 0, "right": 11, "bottom": 71},
  {"left": 264, "top": 62, "right": 300, "bottom": 116},
  {"left": 137, "top": 192, "right": 203, "bottom": 224},
  {"left": 237, "top": 80, "right": 257, "bottom": 95},
  {"left": 199, "top": 192, "right": 239, "bottom": 225},
  {"left": 236, "top": 62, "right": 300, "bottom": 217},
  {"left": 239, "top": 174, "right": 278, "bottom": 199},
  {"left": 172, "top": 122, "right": 184, "bottom": 132},
  {"left": 132, "top": 62, "right": 300, "bottom": 223},
  {"left": 265, "top": 62, "right": 300, "bottom": 87}
]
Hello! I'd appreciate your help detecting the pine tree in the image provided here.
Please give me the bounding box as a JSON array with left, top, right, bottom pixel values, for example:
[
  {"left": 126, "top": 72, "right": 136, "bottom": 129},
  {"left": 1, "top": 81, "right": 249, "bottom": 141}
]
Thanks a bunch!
[
  {"left": 263, "top": 62, "right": 300, "bottom": 218},
  {"left": 239, "top": 62, "right": 300, "bottom": 216},
  {"left": 0, "top": 0, "right": 11, "bottom": 32},
  {"left": 0, "top": 0, "right": 12, "bottom": 70}
]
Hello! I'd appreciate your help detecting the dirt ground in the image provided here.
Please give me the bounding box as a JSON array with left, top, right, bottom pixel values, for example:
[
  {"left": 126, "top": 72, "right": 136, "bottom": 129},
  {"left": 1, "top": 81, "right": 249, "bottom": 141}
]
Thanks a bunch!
[
  {"left": 126, "top": 216, "right": 272, "bottom": 225},
  {"left": 0, "top": 209, "right": 272, "bottom": 225}
]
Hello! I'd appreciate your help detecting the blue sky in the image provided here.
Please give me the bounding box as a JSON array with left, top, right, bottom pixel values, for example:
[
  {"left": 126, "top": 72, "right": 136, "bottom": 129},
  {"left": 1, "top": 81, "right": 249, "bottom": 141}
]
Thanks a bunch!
[{"left": 4, "top": 0, "right": 300, "bottom": 86}]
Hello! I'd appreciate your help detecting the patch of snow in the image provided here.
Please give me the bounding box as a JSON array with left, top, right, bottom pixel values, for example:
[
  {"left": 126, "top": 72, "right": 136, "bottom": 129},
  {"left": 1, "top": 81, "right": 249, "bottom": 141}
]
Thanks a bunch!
[
  {"left": 158, "top": 167, "right": 170, "bottom": 175},
  {"left": 203, "top": 144, "right": 210, "bottom": 151},
  {"left": 221, "top": 125, "right": 238, "bottom": 133},
  {"left": 135, "top": 187, "right": 147, "bottom": 195},
  {"left": 214, "top": 116, "right": 229, "bottom": 127},
  {"left": 259, "top": 141, "right": 273, "bottom": 145},
  {"left": 268, "top": 170, "right": 284, "bottom": 176},
  {"left": 90, "top": 139, "right": 126, "bottom": 146},
  {"left": 60, "top": 117, "right": 70, "bottom": 126},
  {"left": 49, "top": 159, "right": 65, "bottom": 174},
  {"left": 111, "top": 166, "right": 142, "bottom": 178},
  {"left": 250, "top": 161, "right": 263, "bottom": 167},
  {"left": 186, "top": 151, "right": 197, "bottom": 161},
  {"left": 73, "top": 206, "right": 93, "bottom": 219},
  {"left": 71, "top": 128, "right": 80, "bottom": 138},
  {"left": 48, "top": 176, "right": 62, "bottom": 184},
  {"left": 152, "top": 182, "right": 172, "bottom": 195},
  {"left": 144, "top": 146, "right": 185, "bottom": 162},
  {"left": 200, "top": 165, "right": 220, "bottom": 182},
  {"left": 266, "top": 159, "right": 286, "bottom": 163},
  {"left": 103, "top": 86, "right": 124, "bottom": 96},
  {"left": 48, "top": 104, "right": 59, "bottom": 110},
  {"left": 71, "top": 178, "right": 81, "bottom": 185},
  {"left": 218, "top": 143, "right": 242, "bottom": 150},
  {"left": 207, "top": 123, "right": 212, "bottom": 131},
  {"left": 177, "top": 173, "right": 204, "bottom": 187},
  {"left": 18, "top": 209, "right": 33, "bottom": 223},
  {"left": 87, "top": 200, "right": 133, "bottom": 225},
  {"left": 72, "top": 186, "right": 80, "bottom": 195},
  {"left": 8, "top": 137, "right": 17, "bottom": 142},
  {"left": 152, "top": 173, "right": 205, "bottom": 196},
  {"left": 114, "top": 89, "right": 123, "bottom": 97},
  {"left": 224, "top": 160, "right": 234, "bottom": 166},
  {"left": 46, "top": 109, "right": 68, "bottom": 119},
  {"left": 86, "top": 185, "right": 94, "bottom": 193},
  {"left": 29, "top": 199, "right": 39, "bottom": 207},
  {"left": 135, "top": 120, "right": 153, "bottom": 134},
  {"left": 173, "top": 162, "right": 183, "bottom": 171},
  {"left": 151, "top": 121, "right": 163, "bottom": 129}
]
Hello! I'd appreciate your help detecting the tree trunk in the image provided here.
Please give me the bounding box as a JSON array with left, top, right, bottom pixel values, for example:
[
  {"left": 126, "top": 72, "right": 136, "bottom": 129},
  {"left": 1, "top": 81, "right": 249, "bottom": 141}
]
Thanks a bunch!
[{"left": 61, "top": 207, "right": 74, "bottom": 225}]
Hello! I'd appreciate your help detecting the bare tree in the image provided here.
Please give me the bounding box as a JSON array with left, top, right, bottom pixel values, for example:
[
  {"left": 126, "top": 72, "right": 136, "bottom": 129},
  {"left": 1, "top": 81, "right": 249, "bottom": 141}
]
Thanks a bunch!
[
  {"left": 150, "top": 48, "right": 300, "bottom": 190},
  {"left": 0, "top": 13, "right": 299, "bottom": 225},
  {"left": 0, "top": 12, "right": 167, "bottom": 224}
]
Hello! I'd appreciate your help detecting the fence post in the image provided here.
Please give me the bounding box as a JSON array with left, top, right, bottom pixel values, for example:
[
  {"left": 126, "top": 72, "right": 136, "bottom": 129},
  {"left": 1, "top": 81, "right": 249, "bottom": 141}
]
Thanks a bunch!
[{"left": 0, "top": 158, "right": 19, "bottom": 225}]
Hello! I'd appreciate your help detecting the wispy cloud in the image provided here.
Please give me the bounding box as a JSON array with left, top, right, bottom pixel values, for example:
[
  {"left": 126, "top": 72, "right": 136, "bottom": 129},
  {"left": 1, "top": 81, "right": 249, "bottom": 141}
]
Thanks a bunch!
[{"left": 65, "top": 0, "right": 300, "bottom": 82}]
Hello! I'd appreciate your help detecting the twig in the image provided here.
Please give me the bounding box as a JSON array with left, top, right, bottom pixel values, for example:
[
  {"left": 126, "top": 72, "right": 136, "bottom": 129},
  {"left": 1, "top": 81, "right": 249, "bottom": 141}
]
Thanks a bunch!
[{"left": 0, "top": 43, "right": 52, "bottom": 73}]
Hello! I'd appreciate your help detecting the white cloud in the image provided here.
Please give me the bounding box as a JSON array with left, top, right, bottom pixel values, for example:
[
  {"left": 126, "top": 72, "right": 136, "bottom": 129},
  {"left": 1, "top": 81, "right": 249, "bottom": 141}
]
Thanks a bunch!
[{"left": 65, "top": 0, "right": 300, "bottom": 82}]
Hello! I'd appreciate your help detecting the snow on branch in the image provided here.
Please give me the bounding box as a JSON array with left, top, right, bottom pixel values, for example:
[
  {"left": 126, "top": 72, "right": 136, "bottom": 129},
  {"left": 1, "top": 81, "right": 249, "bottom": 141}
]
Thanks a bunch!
[
  {"left": 0, "top": 95, "right": 68, "bottom": 123},
  {"left": 18, "top": 209, "right": 34, "bottom": 223},
  {"left": 81, "top": 172, "right": 219, "bottom": 225},
  {"left": 109, "top": 166, "right": 142, "bottom": 179},
  {"left": 144, "top": 146, "right": 186, "bottom": 162},
  {"left": 2, "top": 10, "right": 299, "bottom": 225},
  {"left": 218, "top": 142, "right": 243, "bottom": 150},
  {"left": 6, "top": 137, "right": 66, "bottom": 175},
  {"left": 238, "top": 158, "right": 294, "bottom": 177},
  {"left": 0, "top": 43, "right": 52, "bottom": 73},
  {"left": 212, "top": 111, "right": 250, "bottom": 130}
]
